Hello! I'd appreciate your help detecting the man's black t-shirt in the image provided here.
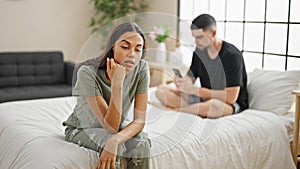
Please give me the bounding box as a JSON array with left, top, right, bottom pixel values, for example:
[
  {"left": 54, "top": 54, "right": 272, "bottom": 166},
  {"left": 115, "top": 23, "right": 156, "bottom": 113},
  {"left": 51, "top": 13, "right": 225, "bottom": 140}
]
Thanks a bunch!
[{"left": 187, "top": 41, "right": 249, "bottom": 111}]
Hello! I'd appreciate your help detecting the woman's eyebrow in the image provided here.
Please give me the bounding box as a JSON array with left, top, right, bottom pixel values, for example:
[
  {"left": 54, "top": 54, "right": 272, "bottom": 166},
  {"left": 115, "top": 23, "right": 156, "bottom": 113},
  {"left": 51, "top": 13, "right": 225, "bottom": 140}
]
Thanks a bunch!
[
  {"left": 121, "top": 40, "right": 130, "bottom": 44},
  {"left": 121, "top": 40, "right": 143, "bottom": 47}
]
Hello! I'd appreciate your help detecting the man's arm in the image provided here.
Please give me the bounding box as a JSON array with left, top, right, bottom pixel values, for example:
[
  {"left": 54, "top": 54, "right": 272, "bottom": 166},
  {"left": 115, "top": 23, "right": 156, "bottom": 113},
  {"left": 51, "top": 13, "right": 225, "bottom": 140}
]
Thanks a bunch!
[
  {"left": 175, "top": 76, "right": 240, "bottom": 104},
  {"left": 174, "top": 98, "right": 234, "bottom": 118},
  {"left": 198, "top": 86, "right": 240, "bottom": 104}
]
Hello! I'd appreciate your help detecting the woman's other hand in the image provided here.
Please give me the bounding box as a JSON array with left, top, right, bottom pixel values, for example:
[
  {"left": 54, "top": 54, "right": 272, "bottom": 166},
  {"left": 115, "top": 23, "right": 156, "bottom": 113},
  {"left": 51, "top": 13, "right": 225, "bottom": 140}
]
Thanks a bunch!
[{"left": 96, "top": 139, "right": 119, "bottom": 169}]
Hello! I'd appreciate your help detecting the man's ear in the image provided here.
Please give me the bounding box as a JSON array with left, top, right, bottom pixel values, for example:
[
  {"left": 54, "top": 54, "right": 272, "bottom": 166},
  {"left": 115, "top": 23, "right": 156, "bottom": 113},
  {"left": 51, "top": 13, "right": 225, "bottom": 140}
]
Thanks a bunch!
[{"left": 211, "top": 29, "right": 217, "bottom": 37}]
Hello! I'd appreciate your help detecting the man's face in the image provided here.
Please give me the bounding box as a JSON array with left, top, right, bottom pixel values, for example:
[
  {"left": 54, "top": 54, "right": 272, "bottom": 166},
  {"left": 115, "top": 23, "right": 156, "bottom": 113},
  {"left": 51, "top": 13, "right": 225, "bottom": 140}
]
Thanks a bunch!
[{"left": 191, "top": 28, "right": 215, "bottom": 50}]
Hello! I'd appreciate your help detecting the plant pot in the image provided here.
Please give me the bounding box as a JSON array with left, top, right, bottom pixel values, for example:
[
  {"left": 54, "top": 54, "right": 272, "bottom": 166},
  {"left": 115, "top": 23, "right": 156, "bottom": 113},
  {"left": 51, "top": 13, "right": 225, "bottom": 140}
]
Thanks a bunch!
[{"left": 156, "top": 42, "right": 167, "bottom": 63}]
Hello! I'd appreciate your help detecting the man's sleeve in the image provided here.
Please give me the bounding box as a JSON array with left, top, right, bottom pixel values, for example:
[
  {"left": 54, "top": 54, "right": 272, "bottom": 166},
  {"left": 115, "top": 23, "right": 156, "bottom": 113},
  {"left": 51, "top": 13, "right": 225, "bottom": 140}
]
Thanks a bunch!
[
  {"left": 226, "top": 53, "right": 243, "bottom": 87},
  {"left": 187, "top": 52, "right": 198, "bottom": 78}
]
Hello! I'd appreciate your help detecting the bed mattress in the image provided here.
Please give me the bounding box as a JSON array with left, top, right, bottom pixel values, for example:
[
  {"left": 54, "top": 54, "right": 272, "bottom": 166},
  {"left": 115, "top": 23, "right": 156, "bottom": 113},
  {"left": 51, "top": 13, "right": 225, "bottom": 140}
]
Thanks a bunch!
[{"left": 0, "top": 90, "right": 296, "bottom": 169}]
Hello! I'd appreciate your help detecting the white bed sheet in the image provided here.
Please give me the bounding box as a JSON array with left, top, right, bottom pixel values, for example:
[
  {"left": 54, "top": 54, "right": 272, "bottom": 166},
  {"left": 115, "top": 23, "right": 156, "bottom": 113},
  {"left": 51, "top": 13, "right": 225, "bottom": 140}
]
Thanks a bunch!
[{"left": 0, "top": 90, "right": 296, "bottom": 169}]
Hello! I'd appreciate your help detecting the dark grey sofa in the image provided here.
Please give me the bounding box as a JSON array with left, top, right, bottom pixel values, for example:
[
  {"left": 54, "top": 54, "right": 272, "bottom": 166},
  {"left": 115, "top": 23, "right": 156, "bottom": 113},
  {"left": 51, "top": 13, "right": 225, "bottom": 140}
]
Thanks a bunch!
[{"left": 0, "top": 51, "right": 75, "bottom": 103}]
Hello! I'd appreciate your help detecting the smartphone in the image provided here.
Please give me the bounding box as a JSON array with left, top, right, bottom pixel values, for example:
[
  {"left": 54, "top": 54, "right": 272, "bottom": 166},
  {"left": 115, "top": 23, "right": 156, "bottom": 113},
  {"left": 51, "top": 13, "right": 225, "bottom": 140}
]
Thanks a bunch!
[{"left": 172, "top": 68, "right": 182, "bottom": 78}]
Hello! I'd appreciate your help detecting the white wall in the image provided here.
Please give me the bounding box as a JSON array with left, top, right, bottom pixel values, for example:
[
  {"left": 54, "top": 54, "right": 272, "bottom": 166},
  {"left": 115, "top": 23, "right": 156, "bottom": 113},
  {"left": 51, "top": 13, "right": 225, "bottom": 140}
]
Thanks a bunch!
[
  {"left": 142, "top": 0, "right": 178, "bottom": 61},
  {"left": 0, "top": 0, "right": 178, "bottom": 62},
  {"left": 0, "top": 0, "right": 94, "bottom": 62},
  {"left": 146, "top": 0, "right": 178, "bottom": 38},
  {"left": 147, "top": 0, "right": 177, "bottom": 15}
]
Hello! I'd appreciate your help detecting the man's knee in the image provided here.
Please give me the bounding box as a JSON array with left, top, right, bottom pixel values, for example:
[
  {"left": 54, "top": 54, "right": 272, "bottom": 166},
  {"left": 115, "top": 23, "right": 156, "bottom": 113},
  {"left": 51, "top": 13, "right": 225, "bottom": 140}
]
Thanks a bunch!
[
  {"left": 156, "top": 84, "right": 169, "bottom": 96},
  {"left": 203, "top": 99, "right": 232, "bottom": 118},
  {"left": 155, "top": 85, "right": 168, "bottom": 103},
  {"left": 157, "top": 84, "right": 168, "bottom": 90}
]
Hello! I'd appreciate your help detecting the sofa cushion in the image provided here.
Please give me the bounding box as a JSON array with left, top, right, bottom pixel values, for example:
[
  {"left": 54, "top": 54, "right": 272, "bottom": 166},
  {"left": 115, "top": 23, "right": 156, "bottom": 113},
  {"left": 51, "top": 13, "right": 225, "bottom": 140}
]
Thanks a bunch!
[
  {"left": 0, "top": 52, "right": 65, "bottom": 87},
  {"left": 0, "top": 85, "right": 72, "bottom": 103}
]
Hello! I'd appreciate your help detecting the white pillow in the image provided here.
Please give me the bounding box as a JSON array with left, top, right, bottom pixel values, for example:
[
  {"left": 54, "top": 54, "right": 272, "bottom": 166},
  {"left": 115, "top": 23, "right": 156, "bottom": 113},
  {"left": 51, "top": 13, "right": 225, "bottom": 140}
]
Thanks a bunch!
[{"left": 247, "top": 69, "right": 300, "bottom": 115}]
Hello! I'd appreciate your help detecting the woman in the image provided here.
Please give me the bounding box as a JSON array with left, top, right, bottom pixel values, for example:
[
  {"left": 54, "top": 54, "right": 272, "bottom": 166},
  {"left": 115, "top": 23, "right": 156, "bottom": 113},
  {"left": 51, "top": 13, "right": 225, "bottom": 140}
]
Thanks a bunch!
[{"left": 63, "top": 22, "right": 151, "bottom": 169}]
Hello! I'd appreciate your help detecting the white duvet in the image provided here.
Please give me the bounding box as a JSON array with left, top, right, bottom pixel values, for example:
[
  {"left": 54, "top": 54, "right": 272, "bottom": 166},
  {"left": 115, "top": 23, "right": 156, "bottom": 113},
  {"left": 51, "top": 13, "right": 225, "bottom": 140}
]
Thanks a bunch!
[{"left": 0, "top": 92, "right": 296, "bottom": 169}]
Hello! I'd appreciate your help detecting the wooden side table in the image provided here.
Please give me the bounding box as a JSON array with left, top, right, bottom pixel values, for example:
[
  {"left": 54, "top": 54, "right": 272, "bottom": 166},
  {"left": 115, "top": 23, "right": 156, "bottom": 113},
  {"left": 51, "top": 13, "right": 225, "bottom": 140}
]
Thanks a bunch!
[
  {"left": 292, "top": 90, "right": 300, "bottom": 165},
  {"left": 148, "top": 61, "right": 188, "bottom": 87}
]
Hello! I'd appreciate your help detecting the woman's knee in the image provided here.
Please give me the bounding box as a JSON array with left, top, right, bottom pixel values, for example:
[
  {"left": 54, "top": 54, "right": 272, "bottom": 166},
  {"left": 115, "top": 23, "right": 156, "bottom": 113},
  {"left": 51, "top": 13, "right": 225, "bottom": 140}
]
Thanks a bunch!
[
  {"left": 125, "top": 138, "right": 150, "bottom": 169},
  {"left": 125, "top": 134, "right": 151, "bottom": 158},
  {"left": 117, "top": 143, "right": 127, "bottom": 156}
]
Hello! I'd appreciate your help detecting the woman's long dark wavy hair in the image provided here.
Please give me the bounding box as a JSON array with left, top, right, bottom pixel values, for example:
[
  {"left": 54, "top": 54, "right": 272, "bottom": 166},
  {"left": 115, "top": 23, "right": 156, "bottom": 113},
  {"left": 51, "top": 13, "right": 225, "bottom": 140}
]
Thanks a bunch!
[{"left": 79, "top": 22, "right": 147, "bottom": 70}]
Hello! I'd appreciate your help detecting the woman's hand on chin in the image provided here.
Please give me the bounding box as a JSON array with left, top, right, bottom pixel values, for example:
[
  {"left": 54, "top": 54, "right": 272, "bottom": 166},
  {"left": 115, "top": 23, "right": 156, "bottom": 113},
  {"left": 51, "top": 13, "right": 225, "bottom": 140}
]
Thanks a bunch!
[{"left": 106, "top": 58, "right": 126, "bottom": 86}]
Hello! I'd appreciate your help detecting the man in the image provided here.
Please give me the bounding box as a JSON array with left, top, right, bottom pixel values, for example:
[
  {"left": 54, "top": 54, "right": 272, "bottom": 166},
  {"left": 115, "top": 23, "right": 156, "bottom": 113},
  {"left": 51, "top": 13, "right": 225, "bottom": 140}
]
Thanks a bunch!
[{"left": 155, "top": 14, "right": 248, "bottom": 118}]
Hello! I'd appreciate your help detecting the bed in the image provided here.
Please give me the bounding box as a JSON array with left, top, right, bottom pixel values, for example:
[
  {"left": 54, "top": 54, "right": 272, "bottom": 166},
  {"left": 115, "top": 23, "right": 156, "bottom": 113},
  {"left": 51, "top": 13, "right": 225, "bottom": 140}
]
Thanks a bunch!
[{"left": 0, "top": 69, "right": 299, "bottom": 169}]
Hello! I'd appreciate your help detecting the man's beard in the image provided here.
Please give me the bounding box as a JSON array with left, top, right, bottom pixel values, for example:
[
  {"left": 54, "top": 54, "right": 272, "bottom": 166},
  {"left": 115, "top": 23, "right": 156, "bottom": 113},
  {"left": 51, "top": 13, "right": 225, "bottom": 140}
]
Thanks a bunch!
[{"left": 196, "top": 45, "right": 207, "bottom": 51}]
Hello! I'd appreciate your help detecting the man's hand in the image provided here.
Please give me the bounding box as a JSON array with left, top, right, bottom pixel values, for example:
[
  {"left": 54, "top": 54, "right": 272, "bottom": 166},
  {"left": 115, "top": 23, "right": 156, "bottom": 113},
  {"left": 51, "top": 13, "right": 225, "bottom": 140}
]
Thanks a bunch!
[{"left": 174, "top": 76, "right": 198, "bottom": 95}]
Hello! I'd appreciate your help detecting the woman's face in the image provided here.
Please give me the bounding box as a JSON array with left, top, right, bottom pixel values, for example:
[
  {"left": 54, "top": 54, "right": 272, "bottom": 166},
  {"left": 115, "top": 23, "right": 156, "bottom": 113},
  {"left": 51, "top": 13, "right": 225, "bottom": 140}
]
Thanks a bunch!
[{"left": 113, "top": 31, "right": 144, "bottom": 73}]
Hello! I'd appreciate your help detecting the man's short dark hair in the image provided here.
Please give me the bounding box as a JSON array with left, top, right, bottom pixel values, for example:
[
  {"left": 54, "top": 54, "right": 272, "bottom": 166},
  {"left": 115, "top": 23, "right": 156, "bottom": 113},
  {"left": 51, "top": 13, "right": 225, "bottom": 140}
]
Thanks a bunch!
[{"left": 190, "top": 14, "right": 216, "bottom": 31}]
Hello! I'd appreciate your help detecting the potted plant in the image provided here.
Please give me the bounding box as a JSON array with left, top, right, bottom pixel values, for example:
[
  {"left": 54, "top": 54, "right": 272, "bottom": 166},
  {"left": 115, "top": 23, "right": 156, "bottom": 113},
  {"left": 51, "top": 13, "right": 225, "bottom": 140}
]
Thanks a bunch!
[
  {"left": 148, "top": 25, "right": 170, "bottom": 63},
  {"left": 89, "top": 0, "right": 148, "bottom": 32}
]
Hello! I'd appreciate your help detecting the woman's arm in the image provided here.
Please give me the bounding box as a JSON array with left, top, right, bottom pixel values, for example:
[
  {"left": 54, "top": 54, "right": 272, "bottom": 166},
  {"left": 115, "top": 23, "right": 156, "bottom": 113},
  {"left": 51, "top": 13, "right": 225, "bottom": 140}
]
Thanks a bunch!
[
  {"left": 96, "top": 93, "right": 148, "bottom": 169},
  {"left": 86, "top": 58, "right": 125, "bottom": 134},
  {"left": 109, "top": 93, "right": 148, "bottom": 144},
  {"left": 85, "top": 85, "right": 123, "bottom": 134}
]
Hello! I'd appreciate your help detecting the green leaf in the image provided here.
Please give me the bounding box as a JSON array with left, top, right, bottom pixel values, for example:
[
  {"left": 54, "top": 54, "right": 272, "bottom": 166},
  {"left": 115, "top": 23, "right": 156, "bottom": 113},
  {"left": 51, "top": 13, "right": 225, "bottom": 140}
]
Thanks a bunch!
[{"left": 89, "top": 0, "right": 149, "bottom": 30}]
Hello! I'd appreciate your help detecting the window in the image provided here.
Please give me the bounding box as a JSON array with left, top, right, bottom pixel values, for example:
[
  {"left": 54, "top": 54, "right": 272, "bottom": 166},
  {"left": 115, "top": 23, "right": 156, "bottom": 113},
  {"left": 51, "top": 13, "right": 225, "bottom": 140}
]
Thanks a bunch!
[{"left": 179, "top": 0, "right": 300, "bottom": 71}]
